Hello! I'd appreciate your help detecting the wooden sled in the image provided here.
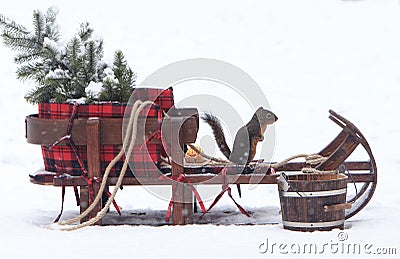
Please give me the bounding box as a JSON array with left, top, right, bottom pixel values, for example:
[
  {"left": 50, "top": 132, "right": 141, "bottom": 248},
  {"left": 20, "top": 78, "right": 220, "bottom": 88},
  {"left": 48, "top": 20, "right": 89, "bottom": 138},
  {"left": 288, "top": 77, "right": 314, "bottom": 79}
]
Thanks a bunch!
[{"left": 26, "top": 109, "right": 377, "bottom": 225}]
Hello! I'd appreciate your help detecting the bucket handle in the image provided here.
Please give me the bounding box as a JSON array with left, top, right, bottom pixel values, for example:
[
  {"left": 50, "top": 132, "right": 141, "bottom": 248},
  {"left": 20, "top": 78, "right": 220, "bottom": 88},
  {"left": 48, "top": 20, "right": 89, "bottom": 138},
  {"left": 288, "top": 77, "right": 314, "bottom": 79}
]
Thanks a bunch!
[{"left": 324, "top": 203, "right": 352, "bottom": 212}]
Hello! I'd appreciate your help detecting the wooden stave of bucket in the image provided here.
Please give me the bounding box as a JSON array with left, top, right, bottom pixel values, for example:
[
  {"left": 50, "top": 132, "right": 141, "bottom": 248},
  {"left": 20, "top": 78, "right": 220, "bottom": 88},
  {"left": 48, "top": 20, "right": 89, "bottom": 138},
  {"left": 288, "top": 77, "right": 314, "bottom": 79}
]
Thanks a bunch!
[{"left": 278, "top": 173, "right": 348, "bottom": 232}]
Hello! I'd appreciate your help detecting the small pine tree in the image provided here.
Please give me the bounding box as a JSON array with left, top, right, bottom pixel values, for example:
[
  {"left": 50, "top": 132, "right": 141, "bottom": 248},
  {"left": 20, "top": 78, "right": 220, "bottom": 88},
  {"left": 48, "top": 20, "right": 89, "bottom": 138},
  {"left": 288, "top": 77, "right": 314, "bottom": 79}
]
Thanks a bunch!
[
  {"left": 0, "top": 7, "right": 136, "bottom": 104},
  {"left": 99, "top": 50, "right": 137, "bottom": 103}
]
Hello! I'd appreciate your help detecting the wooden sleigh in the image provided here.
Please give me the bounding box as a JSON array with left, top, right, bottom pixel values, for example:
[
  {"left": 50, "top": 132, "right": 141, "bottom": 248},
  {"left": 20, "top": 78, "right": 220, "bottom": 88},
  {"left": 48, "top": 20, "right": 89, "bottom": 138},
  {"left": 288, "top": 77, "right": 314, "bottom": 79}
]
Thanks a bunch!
[{"left": 26, "top": 108, "right": 377, "bottom": 225}]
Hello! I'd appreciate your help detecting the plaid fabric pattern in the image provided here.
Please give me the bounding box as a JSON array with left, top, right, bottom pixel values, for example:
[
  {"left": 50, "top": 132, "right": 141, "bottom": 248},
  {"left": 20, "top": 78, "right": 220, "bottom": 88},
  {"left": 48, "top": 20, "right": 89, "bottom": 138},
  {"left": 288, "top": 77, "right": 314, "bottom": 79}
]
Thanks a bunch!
[
  {"left": 128, "top": 144, "right": 162, "bottom": 177},
  {"left": 39, "top": 87, "right": 174, "bottom": 177},
  {"left": 132, "top": 87, "right": 174, "bottom": 117},
  {"left": 38, "top": 102, "right": 127, "bottom": 119}
]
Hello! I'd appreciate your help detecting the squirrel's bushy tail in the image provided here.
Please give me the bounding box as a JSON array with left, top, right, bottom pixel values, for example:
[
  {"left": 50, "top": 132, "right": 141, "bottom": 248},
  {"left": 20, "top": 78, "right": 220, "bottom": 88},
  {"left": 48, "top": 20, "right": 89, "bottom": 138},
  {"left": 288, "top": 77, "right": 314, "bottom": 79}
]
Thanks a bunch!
[{"left": 202, "top": 113, "right": 231, "bottom": 159}]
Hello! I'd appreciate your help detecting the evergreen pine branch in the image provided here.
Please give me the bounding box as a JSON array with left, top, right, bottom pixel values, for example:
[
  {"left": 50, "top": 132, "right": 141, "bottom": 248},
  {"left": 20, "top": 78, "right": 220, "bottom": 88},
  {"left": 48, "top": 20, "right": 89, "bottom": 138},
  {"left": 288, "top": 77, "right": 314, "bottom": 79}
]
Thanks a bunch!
[
  {"left": 42, "top": 40, "right": 60, "bottom": 61},
  {"left": 14, "top": 51, "right": 43, "bottom": 64},
  {"left": 16, "top": 62, "right": 47, "bottom": 83},
  {"left": 45, "top": 24, "right": 59, "bottom": 42},
  {"left": 113, "top": 50, "right": 126, "bottom": 79},
  {"left": 114, "top": 50, "right": 137, "bottom": 86},
  {"left": 96, "top": 62, "right": 109, "bottom": 81},
  {"left": 131, "top": 70, "right": 137, "bottom": 85},
  {"left": 113, "top": 50, "right": 126, "bottom": 65},
  {"left": 82, "top": 38, "right": 103, "bottom": 83},
  {"left": 95, "top": 39, "right": 104, "bottom": 60},
  {"left": 45, "top": 7, "right": 58, "bottom": 23},
  {"left": 0, "top": 14, "right": 29, "bottom": 35},
  {"left": 2, "top": 32, "right": 41, "bottom": 52},
  {"left": 71, "top": 74, "right": 87, "bottom": 96},
  {"left": 65, "top": 36, "right": 86, "bottom": 98},
  {"left": 78, "top": 22, "right": 93, "bottom": 42},
  {"left": 84, "top": 40, "right": 97, "bottom": 81},
  {"left": 98, "top": 78, "right": 115, "bottom": 101},
  {"left": 113, "top": 50, "right": 136, "bottom": 102},
  {"left": 25, "top": 84, "right": 57, "bottom": 103},
  {"left": 66, "top": 36, "right": 82, "bottom": 71},
  {"left": 44, "top": 7, "right": 60, "bottom": 42},
  {"left": 44, "top": 76, "right": 71, "bottom": 97},
  {"left": 16, "top": 62, "right": 40, "bottom": 80},
  {"left": 97, "top": 50, "right": 135, "bottom": 102},
  {"left": 32, "top": 10, "right": 46, "bottom": 46}
]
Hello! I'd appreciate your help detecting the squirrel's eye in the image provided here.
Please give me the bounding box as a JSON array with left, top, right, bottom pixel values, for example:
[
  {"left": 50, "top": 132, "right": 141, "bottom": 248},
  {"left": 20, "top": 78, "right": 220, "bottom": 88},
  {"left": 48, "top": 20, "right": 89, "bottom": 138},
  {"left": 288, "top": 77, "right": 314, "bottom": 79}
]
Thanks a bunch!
[{"left": 267, "top": 114, "right": 272, "bottom": 119}]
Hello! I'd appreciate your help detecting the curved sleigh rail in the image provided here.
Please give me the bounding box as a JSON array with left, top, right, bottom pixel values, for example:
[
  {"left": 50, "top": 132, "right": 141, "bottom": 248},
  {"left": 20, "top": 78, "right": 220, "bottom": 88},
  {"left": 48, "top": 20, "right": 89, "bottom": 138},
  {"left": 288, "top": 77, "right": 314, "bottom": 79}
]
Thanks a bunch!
[{"left": 327, "top": 110, "right": 377, "bottom": 219}]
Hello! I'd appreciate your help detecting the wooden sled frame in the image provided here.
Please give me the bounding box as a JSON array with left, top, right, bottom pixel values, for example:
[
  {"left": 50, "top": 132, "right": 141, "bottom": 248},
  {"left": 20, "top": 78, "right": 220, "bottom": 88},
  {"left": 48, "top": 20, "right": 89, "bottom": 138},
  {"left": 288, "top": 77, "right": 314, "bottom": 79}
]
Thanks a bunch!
[{"left": 27, "top": 109, "right": 377, "bottom": 225}]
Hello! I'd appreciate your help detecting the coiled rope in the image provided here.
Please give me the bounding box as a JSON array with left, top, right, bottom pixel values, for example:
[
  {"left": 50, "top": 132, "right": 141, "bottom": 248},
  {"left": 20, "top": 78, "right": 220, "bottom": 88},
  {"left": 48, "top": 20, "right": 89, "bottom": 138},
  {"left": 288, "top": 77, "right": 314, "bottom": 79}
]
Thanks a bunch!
[
  {"left": 186, "top": 145, "right": 337, "bottom": 174},
  {"left": 271, "top": 153, "right": 337, "bottom": 174},
  {"left": 48, "top": 100, "right": 154, "bottom": 231}
]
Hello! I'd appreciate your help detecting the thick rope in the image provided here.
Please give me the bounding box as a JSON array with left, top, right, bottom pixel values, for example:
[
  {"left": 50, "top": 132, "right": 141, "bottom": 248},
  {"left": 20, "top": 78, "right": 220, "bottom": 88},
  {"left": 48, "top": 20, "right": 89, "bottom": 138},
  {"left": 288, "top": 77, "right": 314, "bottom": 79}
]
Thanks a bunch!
[
  {"left": 57, "top": 100, "right": 143, "bottom": 226},
  {"left": 271, "top": 153, "right": 326, "bottom": 168},
  {"left": 48, "top": 100, "right": 154, "bottom": 231},
  {"left": 187, "top": 144, "right": 230, "bottom": 164},
  {"left": 271, "top": 153, "right": 337, "bottom": 174},
  {"left": 188, "top": 148, "right": 336, "bottom": 174},
  {"left": 300, "top": 167, "right": 337, "bottom": 174}
]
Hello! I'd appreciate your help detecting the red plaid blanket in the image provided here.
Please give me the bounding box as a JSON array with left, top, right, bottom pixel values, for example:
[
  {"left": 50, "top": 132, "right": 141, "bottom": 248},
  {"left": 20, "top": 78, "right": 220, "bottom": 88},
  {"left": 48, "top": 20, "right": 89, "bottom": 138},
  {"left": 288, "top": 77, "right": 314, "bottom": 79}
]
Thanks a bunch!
[{"left": 39, "top": 87, "right": 174, "bottom": 177}]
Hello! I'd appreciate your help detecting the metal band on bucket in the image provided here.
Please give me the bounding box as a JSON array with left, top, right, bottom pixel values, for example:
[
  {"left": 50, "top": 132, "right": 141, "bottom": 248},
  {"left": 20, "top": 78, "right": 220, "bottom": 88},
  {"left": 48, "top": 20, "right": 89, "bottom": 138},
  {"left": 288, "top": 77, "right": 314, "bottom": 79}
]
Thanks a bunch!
[
  {"left": 282, "top": 219, "right": 345, "bottom": 228},
  {"left": 281, "top": 188, "right": 347, "bottom": 198}
]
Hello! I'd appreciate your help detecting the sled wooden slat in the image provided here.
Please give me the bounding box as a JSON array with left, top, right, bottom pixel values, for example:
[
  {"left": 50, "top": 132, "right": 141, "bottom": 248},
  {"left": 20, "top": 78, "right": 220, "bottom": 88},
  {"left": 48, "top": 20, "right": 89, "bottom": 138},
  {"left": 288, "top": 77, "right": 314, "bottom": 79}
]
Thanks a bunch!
[
  {"left": 32, "top": 160, "right": 372, "bottom": 186},
  {"left": 166, "top": 117, "right": 194, "bottom": 225},
  {"left": 52, "top": 172, "right": 374, "bottom": 186},
  {"left": 317, "top": 134, "right": 360, "bottom": 171},
  {"left": 319, "top": 130, "right": 348, "bottom": 158},
  {"left": 273, "top": 161, "right": 372, "bottom": 172},
  {"left": 84, "top": 118, "right": 102, "bottom": 225}
]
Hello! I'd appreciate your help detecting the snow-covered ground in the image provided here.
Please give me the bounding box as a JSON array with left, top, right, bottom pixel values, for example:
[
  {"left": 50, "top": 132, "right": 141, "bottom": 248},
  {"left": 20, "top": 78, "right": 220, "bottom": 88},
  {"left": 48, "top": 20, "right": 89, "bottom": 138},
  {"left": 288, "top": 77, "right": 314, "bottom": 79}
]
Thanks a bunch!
[{"left": 1, "top": 0, "right": 400, "bottom": 258}]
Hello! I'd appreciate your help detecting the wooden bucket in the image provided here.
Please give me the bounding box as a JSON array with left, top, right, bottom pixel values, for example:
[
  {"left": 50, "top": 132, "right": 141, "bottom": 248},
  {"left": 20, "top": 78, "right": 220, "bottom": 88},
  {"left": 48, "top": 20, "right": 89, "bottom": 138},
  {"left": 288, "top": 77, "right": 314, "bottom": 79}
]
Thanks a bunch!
[{"left": 278, "top": 173, "right": 349, "bottom": 232}]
